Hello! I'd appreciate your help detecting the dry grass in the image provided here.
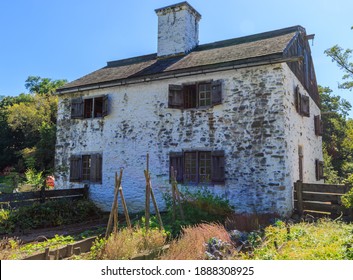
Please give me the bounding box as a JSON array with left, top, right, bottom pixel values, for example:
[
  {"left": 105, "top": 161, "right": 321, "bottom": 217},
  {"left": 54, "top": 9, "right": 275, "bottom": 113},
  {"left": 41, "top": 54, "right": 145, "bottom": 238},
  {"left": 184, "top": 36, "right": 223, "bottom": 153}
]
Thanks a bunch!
[
  {"left": 96, "top": 227, "right": 167, "bottom": 260},
  {"left": 161, "top": 223, "right": 231, "bottom": 260},
  {"left": 225, "top": 213, "right": 279, "bottom": 232},
  {"left": 0, "top": 237, "right": 21, "bottom": 260}
]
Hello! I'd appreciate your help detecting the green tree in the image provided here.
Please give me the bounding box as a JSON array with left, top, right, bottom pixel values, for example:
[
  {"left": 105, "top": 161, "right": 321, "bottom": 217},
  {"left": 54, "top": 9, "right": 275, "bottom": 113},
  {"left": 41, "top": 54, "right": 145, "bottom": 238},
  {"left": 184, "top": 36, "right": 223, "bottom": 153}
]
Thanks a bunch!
[
  {"left": 2, "top": 76, "right": 67, "bottom": 173},
  {"left": 319, "top": 85, "right": 352, "bottom": 179},
  {"left": 325, "top": 26, "right": 353, "bottom": 90}
]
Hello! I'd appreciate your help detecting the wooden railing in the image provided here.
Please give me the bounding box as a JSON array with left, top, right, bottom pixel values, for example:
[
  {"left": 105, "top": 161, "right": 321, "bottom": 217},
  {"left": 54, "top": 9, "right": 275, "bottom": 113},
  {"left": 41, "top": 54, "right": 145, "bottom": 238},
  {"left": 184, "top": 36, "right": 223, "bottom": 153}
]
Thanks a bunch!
[
  {"left": 0, "top": 187, "right": 88, "bottom": 209},
  {"left": 294, "top": 181, "right": 352, "bottom": 218}
]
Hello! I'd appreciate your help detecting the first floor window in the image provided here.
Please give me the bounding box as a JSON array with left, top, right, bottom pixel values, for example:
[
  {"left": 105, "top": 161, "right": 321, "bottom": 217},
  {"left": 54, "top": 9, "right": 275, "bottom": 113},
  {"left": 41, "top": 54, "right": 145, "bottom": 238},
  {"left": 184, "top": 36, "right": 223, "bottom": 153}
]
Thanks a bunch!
[
  {"left": 170, "top": 150, "right": 225, "bottom": 184},
  {"left": 70, "top": 153, "right": 102, "bottom": 183}
]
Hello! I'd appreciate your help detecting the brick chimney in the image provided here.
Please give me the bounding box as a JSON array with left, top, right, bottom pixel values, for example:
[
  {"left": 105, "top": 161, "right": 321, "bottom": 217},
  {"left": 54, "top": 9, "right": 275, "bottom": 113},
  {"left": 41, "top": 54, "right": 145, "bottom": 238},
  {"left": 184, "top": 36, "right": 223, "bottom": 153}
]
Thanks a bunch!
[{"left": 155, "top": 2, "right": 201, "bottom": 57}]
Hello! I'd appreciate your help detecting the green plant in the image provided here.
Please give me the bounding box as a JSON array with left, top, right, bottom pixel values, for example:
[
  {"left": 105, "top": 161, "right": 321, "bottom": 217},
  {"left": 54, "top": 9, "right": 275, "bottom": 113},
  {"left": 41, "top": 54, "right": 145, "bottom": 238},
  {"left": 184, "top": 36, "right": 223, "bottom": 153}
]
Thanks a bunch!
[
  {"left": 0, "top": 199, "right": 102, "bottom": 234},
  {"left": 162, "top": 187, "right": 234, "bottom": 236},
  {"left": 24, "top": 168, "right": 44, "bottom": 190},
  {"left": 341, "top": 185, "right": 353, "bottom": 209}
]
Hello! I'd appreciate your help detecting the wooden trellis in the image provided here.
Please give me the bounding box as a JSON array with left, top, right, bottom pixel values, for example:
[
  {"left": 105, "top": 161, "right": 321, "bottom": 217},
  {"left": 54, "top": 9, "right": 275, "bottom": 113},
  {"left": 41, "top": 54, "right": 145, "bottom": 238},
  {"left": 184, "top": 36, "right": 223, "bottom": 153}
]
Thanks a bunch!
[
  {"left": 170, "top": 166, "right": 185, "bottom": 222},
  {"left": 144, "top": 153, "right": 164, "bottom": 231},
  {"left": 105, "top": 169, "right": 131, "bottom": 238}
]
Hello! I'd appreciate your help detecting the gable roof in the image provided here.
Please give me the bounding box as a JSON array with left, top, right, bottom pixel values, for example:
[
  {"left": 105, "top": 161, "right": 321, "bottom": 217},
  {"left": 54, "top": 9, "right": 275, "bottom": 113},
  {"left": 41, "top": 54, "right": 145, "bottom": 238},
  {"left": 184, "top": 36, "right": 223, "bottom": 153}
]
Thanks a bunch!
[{"left": 57, "top": 26, "right": 305, "bottom": 94}]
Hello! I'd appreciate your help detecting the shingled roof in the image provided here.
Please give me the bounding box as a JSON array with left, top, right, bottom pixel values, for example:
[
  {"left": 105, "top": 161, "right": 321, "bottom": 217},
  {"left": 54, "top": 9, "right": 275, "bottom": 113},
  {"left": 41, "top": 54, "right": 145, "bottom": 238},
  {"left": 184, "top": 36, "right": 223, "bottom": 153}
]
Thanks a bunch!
[{"left": 57, "top": 26, "right": 305, "bottom": 94}]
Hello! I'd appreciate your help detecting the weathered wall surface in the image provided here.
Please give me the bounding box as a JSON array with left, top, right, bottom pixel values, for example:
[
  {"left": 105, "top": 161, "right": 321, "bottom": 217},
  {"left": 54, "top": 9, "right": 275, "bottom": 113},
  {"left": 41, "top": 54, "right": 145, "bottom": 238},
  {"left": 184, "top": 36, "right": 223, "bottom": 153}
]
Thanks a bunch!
[
  {"left": 282, "top": 64, "right": 323, "bottom": 210},
  {"left": 156, "top": 7, "right": 199, "bottom": 57},
  {"left": 55, "top": 63, "right": 322, "bottom": 216}
]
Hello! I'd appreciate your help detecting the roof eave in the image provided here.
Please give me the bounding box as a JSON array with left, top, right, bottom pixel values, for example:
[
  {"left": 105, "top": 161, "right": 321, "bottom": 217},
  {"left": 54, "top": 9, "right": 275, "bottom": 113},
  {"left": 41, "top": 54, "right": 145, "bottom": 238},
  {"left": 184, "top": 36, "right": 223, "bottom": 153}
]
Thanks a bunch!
[{"left": 56, "top": 54, "right": 302, "bottom": 95}]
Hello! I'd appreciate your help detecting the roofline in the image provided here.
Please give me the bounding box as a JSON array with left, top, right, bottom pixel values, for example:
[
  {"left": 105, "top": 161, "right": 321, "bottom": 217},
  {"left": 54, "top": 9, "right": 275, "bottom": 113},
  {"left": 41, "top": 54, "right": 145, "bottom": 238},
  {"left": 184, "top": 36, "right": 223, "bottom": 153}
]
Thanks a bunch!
[{"left": 56, "top": 55, "right": 302, "bottom": 95}]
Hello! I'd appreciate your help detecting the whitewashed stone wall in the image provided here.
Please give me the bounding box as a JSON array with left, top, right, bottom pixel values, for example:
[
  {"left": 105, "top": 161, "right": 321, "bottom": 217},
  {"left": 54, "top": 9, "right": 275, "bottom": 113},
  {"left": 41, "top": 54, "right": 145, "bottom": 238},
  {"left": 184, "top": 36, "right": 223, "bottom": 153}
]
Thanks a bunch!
[
  {"left": 55, "top": 63, "right": 322, "bottom": 216},
  {"left": 156, "top": 5, "right": 200, "bottom": 57}
]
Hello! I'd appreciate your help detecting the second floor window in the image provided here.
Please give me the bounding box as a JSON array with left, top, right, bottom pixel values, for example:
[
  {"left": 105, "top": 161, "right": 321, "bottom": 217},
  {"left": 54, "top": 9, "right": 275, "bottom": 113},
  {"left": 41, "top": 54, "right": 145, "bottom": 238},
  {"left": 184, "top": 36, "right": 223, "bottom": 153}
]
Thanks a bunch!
[
  {"left": 168, "top": 80, "right": 222, "bottom": 109},
  {"left": 71, "top": 95, "right": 109, "bottom": 119}
]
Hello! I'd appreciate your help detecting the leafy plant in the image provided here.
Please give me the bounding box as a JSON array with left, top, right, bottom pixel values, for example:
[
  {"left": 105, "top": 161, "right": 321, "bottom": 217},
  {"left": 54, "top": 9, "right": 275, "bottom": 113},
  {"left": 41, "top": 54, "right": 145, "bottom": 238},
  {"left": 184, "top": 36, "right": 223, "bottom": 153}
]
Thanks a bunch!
[
  {"left": 341, "top": 185, "right": 353, "bottom": 209},
  {"left": 24, "top": 168, "right": 44, "bottom": 190},
  {"left": 0, "top": 199, "right": 102, "bottom": 234}
]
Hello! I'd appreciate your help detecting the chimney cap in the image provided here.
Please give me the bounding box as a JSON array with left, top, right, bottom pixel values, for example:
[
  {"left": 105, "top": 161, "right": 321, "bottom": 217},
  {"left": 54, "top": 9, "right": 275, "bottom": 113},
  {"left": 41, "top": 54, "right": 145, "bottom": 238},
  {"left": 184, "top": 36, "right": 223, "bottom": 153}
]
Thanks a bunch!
[{"left": 155, "top": 1, "right": 201, "bottom": 20}]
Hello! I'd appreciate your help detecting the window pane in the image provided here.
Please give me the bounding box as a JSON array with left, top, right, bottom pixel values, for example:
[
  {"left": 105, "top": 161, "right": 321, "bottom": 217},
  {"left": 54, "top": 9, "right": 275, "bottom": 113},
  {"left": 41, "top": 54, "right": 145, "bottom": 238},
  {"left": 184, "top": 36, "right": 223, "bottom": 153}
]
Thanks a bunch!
[
  {"left": 82, "top": 155, "right": 91, "bottom": 181},
  {"left": 184, "top": 152, "right": 197, "bottom": 183},
  {"left": 198, "top": 83, "right": 211, "bottom": 107},
  {"left": 184, "top": 85, "right": 197, "bottom": 109},
  {"left": 199, "top": 152, "right": 211, "bottom": 183}
]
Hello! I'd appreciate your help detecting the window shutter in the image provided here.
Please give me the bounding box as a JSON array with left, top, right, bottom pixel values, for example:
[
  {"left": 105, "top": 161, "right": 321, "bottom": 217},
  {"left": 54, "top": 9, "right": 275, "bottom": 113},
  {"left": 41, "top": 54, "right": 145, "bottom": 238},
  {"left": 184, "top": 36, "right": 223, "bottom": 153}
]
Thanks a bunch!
[
  {"left": 314, "top": 115, "right": 323, "bottom": 136},
  {"left": 295, "top": 85, "right": 301, "bottom": 113},
  {"left": 315, "top": 159, "right": 324, "bottom": 181},
  {"left": 168, "top": 85, "right": 184, "bottom": 109},
  {"left": 71, "top": 98, "right": 84, "bottom": 119},
  {"left": 211, "top": 150, "right": 225, "bottom": 183},
  {"left": 170, "top": 152, "right": 183, "bottom": 183},
  {"left": 70, "top": 155, "right": 82, "bottom": 182},
  {"left": 300, "top": 95, "right": 310, "bottom": 117},
  {"left": 102, "top": 95, "right": 109, "bottom": 117},
  {"left": 211, "top": 80, "right": 222, "bottom": 106},
  {"left": 90, "top": 154, "right": 102, "bottom": 183}
]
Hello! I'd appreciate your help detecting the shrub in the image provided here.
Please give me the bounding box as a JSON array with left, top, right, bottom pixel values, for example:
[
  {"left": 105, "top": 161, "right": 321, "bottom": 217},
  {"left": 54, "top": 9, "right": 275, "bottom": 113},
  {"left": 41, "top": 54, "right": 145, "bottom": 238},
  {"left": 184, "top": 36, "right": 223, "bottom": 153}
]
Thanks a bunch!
[
  {"left": 341, "top": 186, "right": 353, "bottom": 209},
  {"left": 91, "top": 227, "right": 167, "bottom": 260},
  {"left": 0, "top": 199, "right": 102, "bottom": 234},
  {"left": 163, "top": 187, "right": 234, "bottom": 236},
  {"left": 161, "top": 223, "right": 231, "bottom": 260}
]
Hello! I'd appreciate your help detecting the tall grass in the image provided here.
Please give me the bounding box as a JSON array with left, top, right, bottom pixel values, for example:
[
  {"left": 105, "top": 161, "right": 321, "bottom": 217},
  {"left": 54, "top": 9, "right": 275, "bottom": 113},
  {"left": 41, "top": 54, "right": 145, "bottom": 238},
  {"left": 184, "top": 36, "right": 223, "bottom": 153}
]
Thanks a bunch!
[
  {"left": 91, "top": 227, "right": 167, "bottom": 260},
  {"left": 161, "top": 223, "right": 231, "bottom": 260}
]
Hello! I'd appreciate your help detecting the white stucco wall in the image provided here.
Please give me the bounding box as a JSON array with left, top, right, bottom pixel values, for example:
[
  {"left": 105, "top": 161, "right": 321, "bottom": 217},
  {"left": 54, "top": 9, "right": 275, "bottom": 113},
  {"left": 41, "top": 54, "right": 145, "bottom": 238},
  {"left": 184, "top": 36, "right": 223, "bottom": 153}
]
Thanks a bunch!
[{"left": 55, "top": 63, "right": 322, "bottom": 216}]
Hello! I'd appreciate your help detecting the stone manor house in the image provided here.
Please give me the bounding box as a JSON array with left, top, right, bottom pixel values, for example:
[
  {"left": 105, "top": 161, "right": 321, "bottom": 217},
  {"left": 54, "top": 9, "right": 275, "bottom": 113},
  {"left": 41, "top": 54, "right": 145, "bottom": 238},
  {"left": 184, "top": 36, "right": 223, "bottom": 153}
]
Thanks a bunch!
[{"left": 55, "top": 2, "right": 323, "bottom": 216}]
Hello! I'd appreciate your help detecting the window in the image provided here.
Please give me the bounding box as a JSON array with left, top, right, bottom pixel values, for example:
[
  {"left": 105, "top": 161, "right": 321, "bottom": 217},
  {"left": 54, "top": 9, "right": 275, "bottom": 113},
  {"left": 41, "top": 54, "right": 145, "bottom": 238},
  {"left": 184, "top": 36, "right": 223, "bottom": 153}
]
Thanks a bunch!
[
  {"left": 69, "top": 154, "right": 102, "bottom": 183},
  {"left": 295, "top": 85, "right": 310, "bottom": 117},
  {"left": 71, "top": 95, "right": 109, "bottom": 119},
  {"left": 315, "top": 159, "right": 324, "bottom": 181},
  {"left": 168, "top": 80, "right": 222, "bottom": 109},
  {"left": 170, "top": 150, "right": 225, "bottom": 184},
  {"left": 314, "top": 115, "right": 323, "bottom": 136}
]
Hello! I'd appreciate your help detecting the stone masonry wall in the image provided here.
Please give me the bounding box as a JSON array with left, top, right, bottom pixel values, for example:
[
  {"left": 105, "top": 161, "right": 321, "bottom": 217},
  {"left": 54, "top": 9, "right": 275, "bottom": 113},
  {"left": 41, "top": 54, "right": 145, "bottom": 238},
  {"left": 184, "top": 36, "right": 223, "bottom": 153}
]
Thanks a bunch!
[{"left": 55, "top": 63, "right": 322, "bottom": 216}]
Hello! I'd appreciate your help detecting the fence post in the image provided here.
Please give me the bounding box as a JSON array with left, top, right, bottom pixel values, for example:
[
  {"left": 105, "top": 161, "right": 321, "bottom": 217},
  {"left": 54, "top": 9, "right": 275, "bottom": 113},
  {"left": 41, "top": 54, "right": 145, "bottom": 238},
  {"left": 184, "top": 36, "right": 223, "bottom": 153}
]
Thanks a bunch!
[
  {"left": 83, "top": 184, "right": 89, "bottom": 199},
  {"left": 40, "top": 183, "right": 46, "bottom": 204},
  {"left": 295, "top": 180, "right": 304, "bottom": 216}
]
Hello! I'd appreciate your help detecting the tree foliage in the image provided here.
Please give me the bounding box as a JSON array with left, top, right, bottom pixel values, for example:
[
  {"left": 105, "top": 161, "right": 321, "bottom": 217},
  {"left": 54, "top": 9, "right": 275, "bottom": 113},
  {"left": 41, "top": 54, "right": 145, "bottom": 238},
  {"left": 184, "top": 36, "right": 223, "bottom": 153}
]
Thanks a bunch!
[
  {"left": 319, "top": 85, "right": 353, "bottom": 181},
  {"left": 325, "top": 26, "right": 353, "bottom": 90},
  {"left": 0, "top": 76, "right": 67, "bottom": 173}
]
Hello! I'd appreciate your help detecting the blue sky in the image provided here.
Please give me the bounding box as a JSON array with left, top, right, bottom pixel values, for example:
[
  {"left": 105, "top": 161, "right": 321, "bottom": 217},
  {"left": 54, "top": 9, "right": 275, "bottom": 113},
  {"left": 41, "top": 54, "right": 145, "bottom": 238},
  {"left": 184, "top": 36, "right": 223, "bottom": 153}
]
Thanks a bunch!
[{"left": 0, "top": 0, "right": 352, "bottom": 117}]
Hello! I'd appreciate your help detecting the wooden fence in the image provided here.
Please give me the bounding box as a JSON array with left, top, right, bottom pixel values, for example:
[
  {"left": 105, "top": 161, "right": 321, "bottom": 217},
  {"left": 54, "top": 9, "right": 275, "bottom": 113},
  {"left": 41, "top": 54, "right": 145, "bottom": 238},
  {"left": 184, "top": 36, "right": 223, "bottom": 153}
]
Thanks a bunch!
[
  {"left": 0, "top": 186, "right": 88, "bottom": 209},
  {"left": 23, "top": 236, "right": 97, "bottom": 260},
  {"left": 294, "top": 181, "right": 353, "bottom": 218}
]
